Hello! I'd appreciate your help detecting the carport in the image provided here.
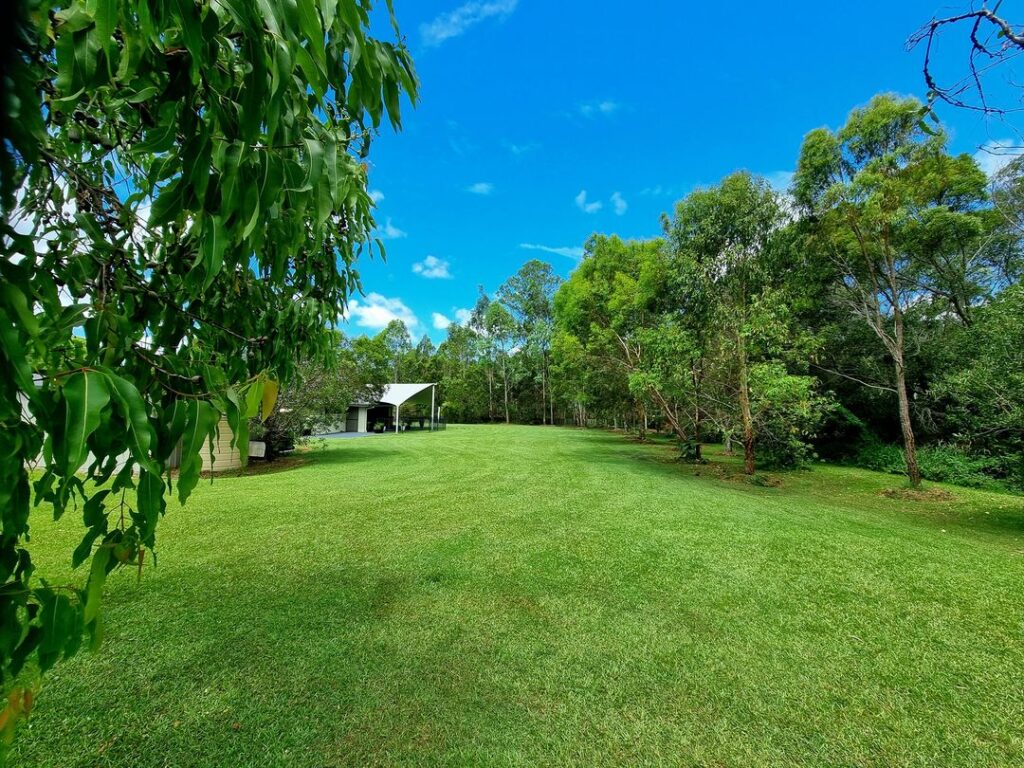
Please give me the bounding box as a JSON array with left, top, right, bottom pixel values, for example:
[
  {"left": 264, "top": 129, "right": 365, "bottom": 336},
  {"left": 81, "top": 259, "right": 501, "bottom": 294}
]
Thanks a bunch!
[{"left": 374, "top": 382, "right": 440, "bottom": 433}]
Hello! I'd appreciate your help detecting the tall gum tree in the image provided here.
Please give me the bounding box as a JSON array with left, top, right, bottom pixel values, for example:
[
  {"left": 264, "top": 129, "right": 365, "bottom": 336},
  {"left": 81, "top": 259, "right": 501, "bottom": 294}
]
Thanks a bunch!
[
  {"left": 793, "top": 94, "right": 990, "bottom": 487},
  {"left": 662, "top": 172, "right": 784, "bottom": 475}
]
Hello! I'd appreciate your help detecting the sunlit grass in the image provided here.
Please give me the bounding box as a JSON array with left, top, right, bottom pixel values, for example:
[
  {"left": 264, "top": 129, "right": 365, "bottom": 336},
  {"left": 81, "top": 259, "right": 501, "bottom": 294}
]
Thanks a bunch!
[{"left": 11, "top": 425, "right": 1024, "bottom": 767}]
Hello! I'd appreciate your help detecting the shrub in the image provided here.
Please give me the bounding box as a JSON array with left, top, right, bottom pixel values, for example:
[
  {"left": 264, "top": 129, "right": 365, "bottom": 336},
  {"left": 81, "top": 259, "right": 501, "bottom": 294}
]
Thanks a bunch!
[
  {"left": 813, "top": 405, "right": 873, "bottom": 461},
  {"left": 750, "top": 363, "right": 832, "bottom": 470},
  {"left": 851, "top": 442, "right": 1009, "bottom": 490}
]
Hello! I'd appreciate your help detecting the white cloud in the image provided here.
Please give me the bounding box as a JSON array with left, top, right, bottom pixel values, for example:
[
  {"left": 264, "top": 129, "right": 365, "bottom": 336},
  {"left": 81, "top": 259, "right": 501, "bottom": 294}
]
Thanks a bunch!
[
  {"left": 420, "top": 0, "right": 518, "bottom": 47},
  {"left": 467, "top": 181, "right": 494, "bottom": 195},
  {"left": 579, "top": 100, "right": 620, "bottom": 118},
  {"left": 412, "top": 255, "right": 453, "bottom": 279},
  {"left": 974, "top": 140, "right": 1023, "bottom": 178},
  {"left": 454, "top": 307, "right": 473, "bottom": 324},
  {"left": 432, "top": 312, "right": 452, "bottom": 330},
  {"left": 369, "top": 189, "right": 385, "bottom": 204},
  {"left": 504, "top": 141, "right": 539, "bottom": 156},
  {"left": 520, "top": 242, "right": 584, "bottom": 261},
  {"left": 345, "top": 293, "right": 419, "bottom": 330},
  {"left": 575, "top": 190, "right": 602, "bottom": 214},
  {"left": 611, "top": 191, "right": 628, "bottom": 215},
  {"left": 378, "top": 217, "right": 407, "bottom": 240}
]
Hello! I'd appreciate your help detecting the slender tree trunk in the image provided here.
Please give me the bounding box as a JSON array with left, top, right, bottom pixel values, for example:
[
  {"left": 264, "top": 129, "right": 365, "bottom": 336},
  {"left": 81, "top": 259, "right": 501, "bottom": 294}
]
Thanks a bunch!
[
  {"left": 540, "top": 364, "right": 547, "bottom": 425},
  {"left": 693, "top": 404, "right": 702, "bottom": 461},
  {"left": 737, "top": 345, "right": 755, "bottom": 475},
  {"left": 692, "top": 367, "right": 703, "bottom": 461},
  {"left": 648, "top": 386, "right": 687, "bottom": 442},
  {"left": 487, "top": 368, "right": 494, "bottom": 422},
  {"left": 549, "top": 365, "right": 554, "bottom": 426},
  {"left": 893, "top": 356, "right": 922, "bottom": 488},
  {"left": 502, "top": 364, "right": 510, "bottom": 424}
]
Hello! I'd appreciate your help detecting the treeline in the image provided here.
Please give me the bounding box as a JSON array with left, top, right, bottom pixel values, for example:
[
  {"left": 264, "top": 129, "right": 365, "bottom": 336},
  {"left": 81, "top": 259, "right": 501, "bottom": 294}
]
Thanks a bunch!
[{"left": 377, "top": 94, "right": 1024, "bottom": 490}]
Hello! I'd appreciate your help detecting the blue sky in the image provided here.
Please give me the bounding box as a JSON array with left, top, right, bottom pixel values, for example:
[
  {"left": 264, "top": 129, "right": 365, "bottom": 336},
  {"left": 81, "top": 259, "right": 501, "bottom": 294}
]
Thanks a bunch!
[{"left": 344, "top": 0, "right": 1022, "bottom": 343}]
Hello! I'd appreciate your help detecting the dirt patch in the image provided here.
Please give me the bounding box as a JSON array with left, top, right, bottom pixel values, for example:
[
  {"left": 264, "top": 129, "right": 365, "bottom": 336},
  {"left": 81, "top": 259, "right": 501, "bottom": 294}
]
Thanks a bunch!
[
  {"left": 692, "top": 464, "right": 783, "bottom": 488},
  {"left": 878, "top": 487, "right": 955, "bottom": 502}
]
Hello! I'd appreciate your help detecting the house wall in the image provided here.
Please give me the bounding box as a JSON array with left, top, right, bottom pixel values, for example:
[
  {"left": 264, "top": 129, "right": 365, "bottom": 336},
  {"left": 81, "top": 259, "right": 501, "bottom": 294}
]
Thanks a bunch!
[{"left": 207, "top": 416, "right": 244, "bottom": 472}]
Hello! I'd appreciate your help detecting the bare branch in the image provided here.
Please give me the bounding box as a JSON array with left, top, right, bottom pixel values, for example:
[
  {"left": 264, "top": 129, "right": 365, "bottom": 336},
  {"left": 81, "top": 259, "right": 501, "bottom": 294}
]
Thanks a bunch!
[{"left": 909, "top": 4, "right": 1024, "bottom": 115}]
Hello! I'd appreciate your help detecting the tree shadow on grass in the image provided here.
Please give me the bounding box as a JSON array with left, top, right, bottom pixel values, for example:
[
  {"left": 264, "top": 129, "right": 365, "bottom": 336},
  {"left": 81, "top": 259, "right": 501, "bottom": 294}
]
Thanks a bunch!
[
  {"left": 20, "top": 559, "right": 524, "bottom": 767},
  {"left": 576, "top": 430, "right": 1024, "bottom": 542},
  {"left": 302, "top": 445, "right": 406, "bottom": 467}
]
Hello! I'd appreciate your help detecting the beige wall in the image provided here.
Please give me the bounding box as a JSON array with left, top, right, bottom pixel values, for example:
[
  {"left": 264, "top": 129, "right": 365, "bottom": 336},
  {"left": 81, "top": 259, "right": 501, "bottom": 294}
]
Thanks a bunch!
[{"left": 207, "top": 417, "right": 244, "bottom": 472}]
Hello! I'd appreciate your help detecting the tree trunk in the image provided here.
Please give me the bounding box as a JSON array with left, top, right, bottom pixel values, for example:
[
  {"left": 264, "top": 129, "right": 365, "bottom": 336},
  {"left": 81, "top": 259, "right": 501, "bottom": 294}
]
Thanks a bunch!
[
  {"left": 648, "top": 387, "right": 687, "bottom": 442},
  {"left": 692, "top": 368, "right": 703, "bottom": 461},
  {"left": 549, "top": 370, "right": 555, "bottom": 426},
  {"left": 894, "top": 358, "right": 922, "bottom": 488},
  {"left": 693, "top": 405, "right": 702, "bottom": 461},
  {"left": 540, "top": 366, "right": 547, "bottom": 425},
  {"left": 737, "top": 347, "right": 755, "bottom": 475},
  {"left": 486, "top": 368, "right": 494, "bottom": 422},
  {"left": 502, "top": 364, "right": 510, "bottom": 424}
]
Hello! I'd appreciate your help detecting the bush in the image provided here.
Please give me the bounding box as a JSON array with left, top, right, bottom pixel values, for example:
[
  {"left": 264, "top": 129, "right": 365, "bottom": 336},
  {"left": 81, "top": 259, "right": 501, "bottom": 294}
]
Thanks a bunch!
[
  {"left": 851, "top": 442, "right": 1008, "bottom": 489},
  {"left": 750, "top": 363, "right": 832, "bottom": 470},
  {"left": 813, "top": 405, "right": 873, "bottom": 461}
]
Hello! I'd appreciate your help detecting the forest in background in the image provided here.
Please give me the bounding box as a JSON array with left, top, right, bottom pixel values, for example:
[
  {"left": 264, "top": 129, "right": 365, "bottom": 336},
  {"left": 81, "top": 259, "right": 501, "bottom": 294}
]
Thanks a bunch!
[{"left": 300, "top": 94, "right": 1023, "bottom": 492}]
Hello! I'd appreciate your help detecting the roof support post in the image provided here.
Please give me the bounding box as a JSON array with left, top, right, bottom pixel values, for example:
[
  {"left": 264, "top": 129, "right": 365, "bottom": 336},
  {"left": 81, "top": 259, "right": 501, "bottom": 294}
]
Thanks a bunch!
[
  {"left": 395, "top": 403, "right": 400, "bottom": 433},
  {"left": 430, "top": 385, "right": 436, "bottom": 431}
]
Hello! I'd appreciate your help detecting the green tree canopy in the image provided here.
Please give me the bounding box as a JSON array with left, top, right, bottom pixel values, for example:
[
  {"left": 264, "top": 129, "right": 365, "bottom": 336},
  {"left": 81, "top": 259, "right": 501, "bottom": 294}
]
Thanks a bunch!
[{"left": 0, "top": 0, "right": 416, "bottom": 737}]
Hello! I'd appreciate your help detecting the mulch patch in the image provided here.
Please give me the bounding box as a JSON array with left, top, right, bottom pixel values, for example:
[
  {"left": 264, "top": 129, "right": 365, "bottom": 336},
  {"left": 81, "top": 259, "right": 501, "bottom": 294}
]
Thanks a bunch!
[{"left": 878, "top": 487, "right": 955, "bottom": 502}]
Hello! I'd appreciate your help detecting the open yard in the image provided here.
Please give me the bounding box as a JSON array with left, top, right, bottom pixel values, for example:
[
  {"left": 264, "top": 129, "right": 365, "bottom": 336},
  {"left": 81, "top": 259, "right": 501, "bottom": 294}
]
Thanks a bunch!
[{"left": 11, "top": 425, "right": 1024, "bottom": 767}]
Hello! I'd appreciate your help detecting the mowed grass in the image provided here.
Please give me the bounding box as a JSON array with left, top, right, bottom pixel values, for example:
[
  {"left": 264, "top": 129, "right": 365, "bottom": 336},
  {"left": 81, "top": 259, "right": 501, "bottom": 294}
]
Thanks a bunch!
[{"left": 10, "top": 425, "right": 1024, "bottom": 767}]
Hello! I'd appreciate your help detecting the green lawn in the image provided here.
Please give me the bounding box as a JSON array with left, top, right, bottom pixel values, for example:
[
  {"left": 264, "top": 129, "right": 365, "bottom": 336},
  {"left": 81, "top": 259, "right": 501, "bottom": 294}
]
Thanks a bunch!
[{"left": 11, "top": 425, "right": 1024, "bottom": 767}]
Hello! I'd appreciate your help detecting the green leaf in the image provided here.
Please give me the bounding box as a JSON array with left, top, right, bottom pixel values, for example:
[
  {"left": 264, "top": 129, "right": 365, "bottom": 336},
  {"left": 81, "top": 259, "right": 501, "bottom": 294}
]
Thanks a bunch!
[
  {"left": 36, "top": 591, "right": 79, "bottom": 672},
  {"left": 243, "top": 378, "right": 264, "bottom": 419},
  {"left": 297, "top": 0, "right": 326, "bottom": 65},
  {"left": 0, "top": 281, "right": 39, "bottom": 338},
  {"left": 83, "top": 545, "right": 112, "bottom": 625},
  {"left": 200, "top": 215, "right": 227, "bottom": 290},
  {"left": 102, "top": 371, "right": 160, "bottom": 475},
  {"left": 303, "top": 138, "right": 325, "bottom": 191},
  {"left": 149, "top": 178, "right": 186, "bottom": 227},
  {"left": 61, "top": 370, "right": 112, "bottom": 474},
  {"left": 136, "top": 469, "right": 165, "bottom": 547},
  {"left": 177, "top": 400, "right": 219, "bottom": 503}
]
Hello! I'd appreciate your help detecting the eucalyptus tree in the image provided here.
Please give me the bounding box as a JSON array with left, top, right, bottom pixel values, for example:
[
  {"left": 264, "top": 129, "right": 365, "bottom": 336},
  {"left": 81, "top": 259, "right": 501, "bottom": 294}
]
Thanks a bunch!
[
  {"left": 663, "top": 172, "right": 787, "bottom": 474},
  {"left": 497, "top": 260, "right": 562, "bottom": 424},
  {"left": 436, "top": 324, "right": 489, "bottom": 422},
  {"left": 378, "top": 319, "right": 413, "bottom": 382},
  {"left": 468, "top": 289, "right": 496, "bottom": 419},
  {"left": 794, "top": 94, "right": 991, "bottom": 486},
  {"left": 408, "top": 334, "right": 439, "bottom": 383},
  {"left": 554, "top": 235, "right": 685, "bottom": 438},
  {"left": 0, "top": 0, "right": 416, "bottom": 736},
  {"left": 484, "top": 301, "right": 517, "bottom": 424}
]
